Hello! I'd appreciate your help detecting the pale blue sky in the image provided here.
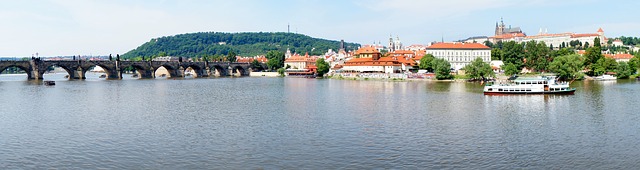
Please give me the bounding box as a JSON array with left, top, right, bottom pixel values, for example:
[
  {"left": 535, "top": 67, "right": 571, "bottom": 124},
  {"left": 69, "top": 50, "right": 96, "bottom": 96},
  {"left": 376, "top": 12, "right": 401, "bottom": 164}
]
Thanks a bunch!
[{"left": 0, "top": 0, "right": 637, "bottom": 57}]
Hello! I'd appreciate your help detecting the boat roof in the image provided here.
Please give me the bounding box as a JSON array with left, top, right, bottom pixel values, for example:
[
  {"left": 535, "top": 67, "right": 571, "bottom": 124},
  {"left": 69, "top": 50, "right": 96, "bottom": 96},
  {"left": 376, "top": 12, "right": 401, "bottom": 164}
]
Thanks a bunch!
[{"left": 513, "top": 76, "right": 556, "bottom": 81}]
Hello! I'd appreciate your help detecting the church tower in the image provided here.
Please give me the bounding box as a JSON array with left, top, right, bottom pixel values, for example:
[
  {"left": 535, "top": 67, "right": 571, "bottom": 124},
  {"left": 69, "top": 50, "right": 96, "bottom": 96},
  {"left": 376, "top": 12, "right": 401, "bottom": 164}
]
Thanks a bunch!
[
  {"left": 495, "top": 22, "right": 499, "bottom": 36},
  {"left": 389, "top": 35, "right": 395, "bottom": 52},
  {"left": 395, "top": 36, "right": 402, "bottom": 51},
  {"left": 495, "top": 17, "right": 505, "bottom": 36},
  {"left": 285, "top": 48, "right": 292, "bottom": 58}
]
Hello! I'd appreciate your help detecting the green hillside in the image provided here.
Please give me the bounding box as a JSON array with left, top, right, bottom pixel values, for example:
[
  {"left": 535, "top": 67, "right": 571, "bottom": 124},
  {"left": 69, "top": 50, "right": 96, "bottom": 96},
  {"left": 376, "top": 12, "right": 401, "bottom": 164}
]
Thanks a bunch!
[{"left": 122, "top": 32, "right": 360, "bottom": 59}]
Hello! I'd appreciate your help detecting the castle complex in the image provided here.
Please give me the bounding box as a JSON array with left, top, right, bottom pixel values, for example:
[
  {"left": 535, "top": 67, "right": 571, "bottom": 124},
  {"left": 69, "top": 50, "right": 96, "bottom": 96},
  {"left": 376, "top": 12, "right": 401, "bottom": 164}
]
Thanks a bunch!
[
  {"left": 495, "top": 17, "right": 524, "bottom": 36},
  {"left": 461, "top": 18, "right": 606, "bottom": 49}
]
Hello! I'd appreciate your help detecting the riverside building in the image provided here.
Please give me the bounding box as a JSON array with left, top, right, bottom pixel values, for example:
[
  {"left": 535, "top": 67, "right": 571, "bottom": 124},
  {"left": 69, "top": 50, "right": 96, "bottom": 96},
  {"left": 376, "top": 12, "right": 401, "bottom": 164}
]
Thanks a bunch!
[{"left": 425, "top": 42, "right": 491, "bottom": 71}]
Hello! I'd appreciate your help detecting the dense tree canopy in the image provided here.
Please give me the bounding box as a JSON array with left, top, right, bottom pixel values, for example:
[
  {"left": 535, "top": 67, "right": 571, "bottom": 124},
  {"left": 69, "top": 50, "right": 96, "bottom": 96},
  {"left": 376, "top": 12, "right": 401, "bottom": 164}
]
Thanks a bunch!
[
  {"left": 464, "top": 57, "right": 494, "bottom": 80},
  {"left": 548, "top": 54, "right": 584, "bottom": 80},
  {"left": 629, "top": 56, "right": 639, "bottom": 74},
  {"left": 551, "top": 48, "right": 575, "bottom": 58},
  {"left": 266, "top": 50, "right": 285, "bottom": 70},
  {"left": 584, "top": 46, "right": 604, "bottom": 75},
  {"left": 122, "top": 32, "right": 360, "bottom": 59},
  {"left": 433, "top": 58, "right": 453, "bottom": 80},
  {"left": 524, "top": 40, "right": 551, "bottom": 72},
  {"left": 315, "top": 58, "right": 330, "bottom": 78},
  {"left": 502, "top": 41, "right": 525, "bottom": 69},
  {"left": 490, "top": 48, "right": 503, "bottom": 60},
  {"left": 419, "top": 54, "right": 436, "bottom": 72},
  {"left": 614, "top": 36, "right": 640, "bottom": 46},
  {"left": 592, "top": 57, "right": 618, "bottom": 76},
  {"left": 226, "top": 51, "right": 237, "bottom": 62},
  {"left": 616, "top": 62, "right": 632, "bottom": 79},
  {"left": 503, "top": 63, "right": 519, "bottom": 76}
]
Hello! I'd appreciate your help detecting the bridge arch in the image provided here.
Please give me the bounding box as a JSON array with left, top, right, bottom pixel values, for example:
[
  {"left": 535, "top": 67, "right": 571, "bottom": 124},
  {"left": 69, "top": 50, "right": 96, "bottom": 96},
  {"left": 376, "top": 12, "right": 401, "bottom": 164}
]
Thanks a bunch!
[
  {"left": 0, "top": 65, "right": 33, "bottom": 79},
  {"left": 82, "top": 64, "right": 113, "bottom": 79},
  {"left": 182, "top": 64, "right": 205, "bottom": 78},
  {"left": 42, "top": 63, "right": 78, "bottom": 79},
  {"left": 209, "top": 65, "right": 228, "bottom": 77},
  {"left": 153, "top": 65, "right": 179, "bottom": 78},
  {"left": 122, "top": 64, "right": 150, "bottom": 79},
  {"left": 231, "top": 65, "right": 247, "bottom": 77}
]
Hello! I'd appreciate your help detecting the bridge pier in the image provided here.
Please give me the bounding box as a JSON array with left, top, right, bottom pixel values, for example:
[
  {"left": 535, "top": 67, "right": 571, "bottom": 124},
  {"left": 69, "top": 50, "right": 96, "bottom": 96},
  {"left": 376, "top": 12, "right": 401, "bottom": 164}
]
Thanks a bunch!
[
  {"left": 176, "top": 66, "right": 185, "bottom": 77},
  {"left": 71, "top": 67, "right": 85, "bottom": 79},
  {"left": 105, "top": 69, "right": 120, "bottom": 80},
  {"left": 30, "top": 60, "right": 44, "bottom": 80},
  {"left": 139, "top": 69, "right": 155, "bottom": 79},
  {"left": 194, "top": 68, "right": 207, "bottom": 78}
]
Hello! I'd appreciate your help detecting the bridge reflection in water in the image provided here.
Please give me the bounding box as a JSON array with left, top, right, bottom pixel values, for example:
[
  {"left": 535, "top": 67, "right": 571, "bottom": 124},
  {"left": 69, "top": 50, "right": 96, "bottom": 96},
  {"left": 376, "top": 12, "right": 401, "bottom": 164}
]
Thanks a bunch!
[{"left": 0, "top": 60, "right": 252, "bottom": 80}]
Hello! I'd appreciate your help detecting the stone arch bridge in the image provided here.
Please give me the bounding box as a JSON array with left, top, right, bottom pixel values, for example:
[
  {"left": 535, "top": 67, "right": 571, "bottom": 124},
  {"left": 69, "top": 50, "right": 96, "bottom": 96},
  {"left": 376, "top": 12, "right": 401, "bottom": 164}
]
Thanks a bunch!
[{"left": 0, "top": 60, "right": 252, "bottom": 80}]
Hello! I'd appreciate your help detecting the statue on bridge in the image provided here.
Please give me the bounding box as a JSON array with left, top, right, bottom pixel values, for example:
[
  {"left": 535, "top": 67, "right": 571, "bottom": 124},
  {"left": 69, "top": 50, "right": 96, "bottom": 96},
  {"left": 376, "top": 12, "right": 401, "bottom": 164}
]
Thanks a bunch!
[
  {"left": 116, "top": 54, "right": 120, "bottom": 61},
  {"left": 109, "top": 54, "right": 113, "bottom": 61}
]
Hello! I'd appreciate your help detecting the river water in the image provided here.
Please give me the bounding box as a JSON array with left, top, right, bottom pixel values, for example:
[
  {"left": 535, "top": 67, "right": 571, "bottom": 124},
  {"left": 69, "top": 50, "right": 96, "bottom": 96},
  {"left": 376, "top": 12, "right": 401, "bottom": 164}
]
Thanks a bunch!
[{"left": 1, "top": 73, "right": 639, "bottom": 169}]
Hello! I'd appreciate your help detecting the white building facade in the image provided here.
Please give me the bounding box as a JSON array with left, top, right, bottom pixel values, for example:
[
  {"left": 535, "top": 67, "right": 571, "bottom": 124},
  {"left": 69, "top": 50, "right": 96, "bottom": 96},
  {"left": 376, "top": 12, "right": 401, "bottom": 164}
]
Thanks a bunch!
[
  {"left": 522, "top": 28, "right": 606, "bottom": 49},
  {"left": 425, "top": 43, "right": 491, "bottom": 70}
]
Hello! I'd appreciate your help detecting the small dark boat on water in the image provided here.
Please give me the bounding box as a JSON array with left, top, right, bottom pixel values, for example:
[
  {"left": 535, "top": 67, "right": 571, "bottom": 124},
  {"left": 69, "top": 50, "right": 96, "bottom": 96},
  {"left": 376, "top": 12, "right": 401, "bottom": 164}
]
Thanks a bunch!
[{"left": 44, "top": 81, "right": 55, "bottom": 86}]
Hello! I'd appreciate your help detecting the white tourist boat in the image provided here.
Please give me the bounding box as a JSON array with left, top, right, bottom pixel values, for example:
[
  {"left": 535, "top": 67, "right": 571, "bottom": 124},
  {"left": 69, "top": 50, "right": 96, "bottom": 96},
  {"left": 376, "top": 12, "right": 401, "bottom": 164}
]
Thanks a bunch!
[
  {"left": 594, "top": 74, "right": 616, "bottom": 81},
  {"left": 484, "top": 76, "right": 576, "bottom": 95}
]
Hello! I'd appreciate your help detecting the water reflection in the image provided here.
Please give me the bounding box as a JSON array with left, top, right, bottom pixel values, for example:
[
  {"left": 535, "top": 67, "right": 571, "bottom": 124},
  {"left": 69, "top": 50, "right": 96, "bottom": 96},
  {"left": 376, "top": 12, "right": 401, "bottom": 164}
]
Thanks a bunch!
[{"left": 425, "top": 81, "right": 451, "bottom": 92}]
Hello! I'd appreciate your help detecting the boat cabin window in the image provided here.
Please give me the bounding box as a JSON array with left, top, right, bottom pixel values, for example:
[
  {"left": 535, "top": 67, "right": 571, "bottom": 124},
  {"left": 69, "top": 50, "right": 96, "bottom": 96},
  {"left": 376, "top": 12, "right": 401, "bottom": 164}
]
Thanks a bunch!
[
  {"left": 498, "top": 89, "right": 503, "bottom": 92},
  {"left": 488, "top": 88, "right": 493, "bottom": 91}
]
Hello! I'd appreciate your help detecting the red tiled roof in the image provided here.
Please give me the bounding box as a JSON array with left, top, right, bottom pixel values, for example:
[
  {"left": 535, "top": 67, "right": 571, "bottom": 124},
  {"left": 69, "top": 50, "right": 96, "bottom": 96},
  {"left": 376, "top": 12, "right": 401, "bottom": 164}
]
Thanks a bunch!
[
  {"left": 389, "top": 50, "right": 415, "bottom": 55},
  {"left": 414, "top": 55, "right": 423, "bottom": 61},
  {"left": 285, "top": 54, "right": 318, "bottom": 62},
  {"left": 526, "top": 33, "right": 572, "bottom": 39},
  {"left": 344, "top": 57, "right": 401, "bottom": 67},
  {"left": 236, "top": 56, "right": 268, "bottom": 63},
  {"left": 571, "top": 33, "right": 600, "bottom": 38},
  {"left": 355, "top": 46, "right": 381, "bottom": 55},
  {"left": 493, "top": 33, "right": 527, "bottom": 39},
  {"left": 426, "top": 43, "right": 490, "bottom": 49},
  {"left": 605, "top": 53, "right": 633, "bottom": 60},
  {"left": 597, "top": 28, "right": 604, "bottom": 33},
  {"left": 347, "top": 57, "right": 374, "bottom": 62}
]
